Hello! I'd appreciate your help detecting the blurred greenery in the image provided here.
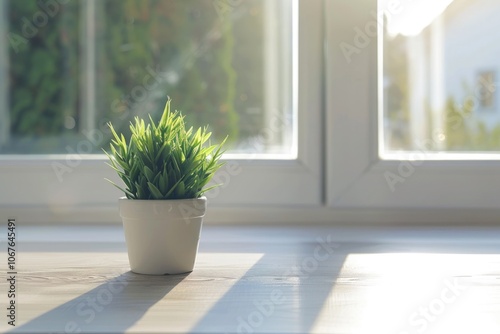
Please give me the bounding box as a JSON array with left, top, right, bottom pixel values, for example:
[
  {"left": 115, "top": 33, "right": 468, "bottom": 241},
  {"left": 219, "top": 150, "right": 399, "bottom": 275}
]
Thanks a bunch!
[
  {"left": 444, "top": 97, "right": 500, "bottom": 151},
  {"left": 7, "top": 0, "right": 80, "bottom": 140},
  {"left": 384, "top": 23, "right": 500, "bottom": 152},
  {"left": 3, "top": 0, "right": 266, "bottom": 153}
]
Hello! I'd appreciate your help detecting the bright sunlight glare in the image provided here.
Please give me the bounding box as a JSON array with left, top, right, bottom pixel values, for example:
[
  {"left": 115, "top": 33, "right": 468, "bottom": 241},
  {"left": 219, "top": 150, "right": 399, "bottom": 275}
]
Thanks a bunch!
[
  {"left": 312, "top": 253, "right": 500, "bottom": 333},
  {"left": 381, "top": 0, "right": 456, "bottom": 36}
]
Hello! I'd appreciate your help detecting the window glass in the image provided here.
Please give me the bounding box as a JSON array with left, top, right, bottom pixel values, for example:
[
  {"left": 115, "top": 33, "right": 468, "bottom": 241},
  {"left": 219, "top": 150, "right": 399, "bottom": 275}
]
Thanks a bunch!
[
  {"left": 382, "top": 0, "right": 500, "bottom": 153},
  {"left": 1, "top": 0, "right": 294, "bottom": 156}
]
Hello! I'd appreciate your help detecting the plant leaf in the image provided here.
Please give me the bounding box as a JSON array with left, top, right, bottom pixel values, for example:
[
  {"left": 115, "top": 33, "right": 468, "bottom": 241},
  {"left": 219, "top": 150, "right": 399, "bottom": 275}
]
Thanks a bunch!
[{"left": 148, "top": 182, "right": 164, "bottom": 199}]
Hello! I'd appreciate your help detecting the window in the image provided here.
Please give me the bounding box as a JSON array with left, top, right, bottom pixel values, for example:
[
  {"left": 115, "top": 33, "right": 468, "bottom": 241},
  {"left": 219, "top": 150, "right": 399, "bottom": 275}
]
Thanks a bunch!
[
  {"left": 327, "top": 0, "right": 500, "bottom": 220},
  {"left": 3, "top": 0, "right": 500, "bottom": 225},
  {"left": 382, "top": 0, "right": 500, "bottom": 154},
  {"left": 2, "top": 0, "right": 294, "bottom": 156},
  {"left": 0, "top": 0, "right": 323, "bottom": 223}
]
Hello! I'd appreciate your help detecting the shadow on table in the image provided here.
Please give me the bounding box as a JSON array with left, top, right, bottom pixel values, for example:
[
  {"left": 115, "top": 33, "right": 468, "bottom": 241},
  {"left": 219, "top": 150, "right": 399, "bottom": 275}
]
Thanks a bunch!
[
  {"left": 10, "top": 271, "right": 187, "bottom": 334},
  {"left": 190, "top": 240, "right": 354, "bottom": 334},
  {"left": 190, "top": 236, "right": 500, "bottom": 334}
]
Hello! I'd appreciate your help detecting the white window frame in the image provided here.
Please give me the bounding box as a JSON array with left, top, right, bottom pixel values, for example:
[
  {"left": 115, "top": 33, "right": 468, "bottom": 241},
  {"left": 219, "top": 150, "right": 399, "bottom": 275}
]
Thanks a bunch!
[
  {"left": 326, "top": 0, "right": 500, "bottom": 223},
  {"left": 0, "top": 0, "right": 324, "bottom": 224},
  {"left": 3, "top": 0, "right": 499, "bottom": 225}
]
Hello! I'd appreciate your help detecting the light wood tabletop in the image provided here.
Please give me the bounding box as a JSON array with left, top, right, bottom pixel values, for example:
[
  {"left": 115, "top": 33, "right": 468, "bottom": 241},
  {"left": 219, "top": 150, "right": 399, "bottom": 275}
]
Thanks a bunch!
[{"left": 1, "top": 225, "right": 500, "bottom": 333}]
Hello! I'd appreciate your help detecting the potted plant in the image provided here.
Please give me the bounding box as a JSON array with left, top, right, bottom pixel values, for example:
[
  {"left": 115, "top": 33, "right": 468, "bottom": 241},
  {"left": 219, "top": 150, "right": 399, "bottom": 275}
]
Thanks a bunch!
[{"left": 104, "top": 97, "right": 226, "bottom": 275}]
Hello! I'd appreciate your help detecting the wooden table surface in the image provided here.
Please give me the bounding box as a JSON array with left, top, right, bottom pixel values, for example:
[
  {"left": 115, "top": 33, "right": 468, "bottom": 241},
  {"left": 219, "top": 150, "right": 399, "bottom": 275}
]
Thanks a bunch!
[{"left": 1, "top": 225, "right": 500, "bottom": 334}]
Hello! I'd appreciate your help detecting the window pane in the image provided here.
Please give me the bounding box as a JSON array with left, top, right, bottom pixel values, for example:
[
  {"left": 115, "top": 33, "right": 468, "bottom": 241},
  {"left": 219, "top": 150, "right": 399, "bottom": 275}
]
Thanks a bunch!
[
  {"left": 0, "top": 0, "right": 295, "bottom": 156},
  {"left": 382, "top": 0, "right": 500, "bottom": 155}
]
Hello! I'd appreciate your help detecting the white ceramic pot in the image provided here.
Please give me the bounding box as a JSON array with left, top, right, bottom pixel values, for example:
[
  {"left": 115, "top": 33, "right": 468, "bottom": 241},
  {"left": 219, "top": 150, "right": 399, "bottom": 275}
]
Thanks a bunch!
[{"left": 119, "top": 197, "right": 207, "bottom": 275}]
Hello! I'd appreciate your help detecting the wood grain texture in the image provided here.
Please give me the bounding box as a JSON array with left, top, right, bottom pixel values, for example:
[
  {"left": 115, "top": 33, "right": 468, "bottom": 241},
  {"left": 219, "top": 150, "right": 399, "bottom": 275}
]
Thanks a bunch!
[{"left": 1, "top": 225, "right": 500, "bottom": 333}]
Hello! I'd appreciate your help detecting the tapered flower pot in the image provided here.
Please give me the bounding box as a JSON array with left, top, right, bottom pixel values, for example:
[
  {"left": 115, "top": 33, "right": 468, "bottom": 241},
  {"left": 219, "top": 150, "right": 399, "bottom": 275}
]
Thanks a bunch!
[{"left": 119, "top": 196, "right": 207, "bottom": 275}]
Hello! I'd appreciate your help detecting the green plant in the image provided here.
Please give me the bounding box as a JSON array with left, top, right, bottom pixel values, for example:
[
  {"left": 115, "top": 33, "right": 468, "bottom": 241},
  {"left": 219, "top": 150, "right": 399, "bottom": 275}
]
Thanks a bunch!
[{"left": 104, "top": 98, "right": 226, "bottom": 200}]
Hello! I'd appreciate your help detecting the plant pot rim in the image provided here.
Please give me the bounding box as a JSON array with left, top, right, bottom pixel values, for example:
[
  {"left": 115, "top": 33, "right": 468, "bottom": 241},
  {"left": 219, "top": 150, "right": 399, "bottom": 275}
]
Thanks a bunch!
[
  {"left": 118, "top": 196, "right": 207, "bottom": 220},
  {"left": 118, "top": 196, "right": 207, "bottom": 202}
]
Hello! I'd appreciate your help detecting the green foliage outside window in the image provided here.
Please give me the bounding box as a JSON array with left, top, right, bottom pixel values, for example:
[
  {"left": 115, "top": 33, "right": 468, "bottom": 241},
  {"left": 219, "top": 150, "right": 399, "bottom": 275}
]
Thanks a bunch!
[
  {"left": 4, "top": 0, "right": 264, "bottom": 153},
  {"left": 7, "top": 0, "right": 80, "bottom": 138},
  {"left": 444, "top": 97, "right": 500, "bottom": 151}
]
